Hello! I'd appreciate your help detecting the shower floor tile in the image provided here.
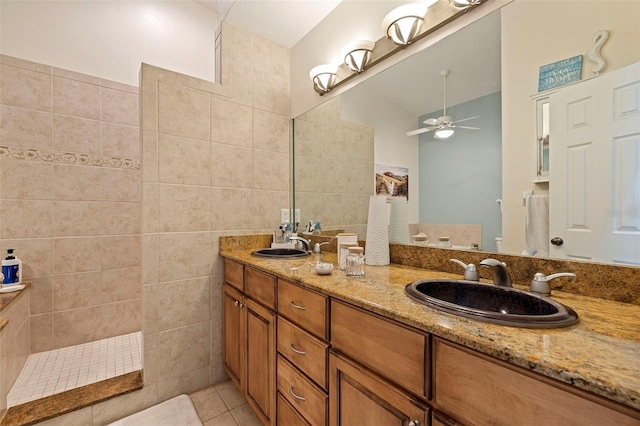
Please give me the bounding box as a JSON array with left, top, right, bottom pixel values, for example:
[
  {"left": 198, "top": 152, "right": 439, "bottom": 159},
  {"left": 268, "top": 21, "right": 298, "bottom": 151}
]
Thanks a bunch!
[{"left": 7, "top": 331, "right": 142, "bottom": 407}]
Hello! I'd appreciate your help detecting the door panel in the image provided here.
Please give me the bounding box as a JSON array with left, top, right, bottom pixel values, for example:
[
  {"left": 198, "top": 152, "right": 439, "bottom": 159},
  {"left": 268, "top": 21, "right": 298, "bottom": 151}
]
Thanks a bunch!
[{"left": 549, "top": 62, "right": 640, "bottom": 265}]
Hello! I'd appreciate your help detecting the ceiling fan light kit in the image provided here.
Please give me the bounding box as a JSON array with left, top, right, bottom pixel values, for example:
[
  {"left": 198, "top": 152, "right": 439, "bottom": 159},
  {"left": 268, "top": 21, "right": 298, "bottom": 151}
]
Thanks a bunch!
[
  {"left": 309, "top": 0, "right": 484, "bottom": 94},
  {"left": 406, "top": 68, "right": 482, "bottom": 139}
]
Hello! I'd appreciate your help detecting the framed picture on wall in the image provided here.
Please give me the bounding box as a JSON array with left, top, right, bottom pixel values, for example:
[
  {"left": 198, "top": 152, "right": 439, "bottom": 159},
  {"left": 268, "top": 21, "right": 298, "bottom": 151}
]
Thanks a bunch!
[{"left": 375, "top": 164, "right": 408, "bottom": 200}]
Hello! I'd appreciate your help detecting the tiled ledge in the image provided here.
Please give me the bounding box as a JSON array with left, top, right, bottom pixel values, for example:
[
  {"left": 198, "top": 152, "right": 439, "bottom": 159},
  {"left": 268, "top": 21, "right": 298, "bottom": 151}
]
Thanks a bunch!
[
  {"left": 0, "top": 283, "right": 31, "bottom": 313},
  {"left": 0, "top": 371, "right": 143, "bottom": 426}
]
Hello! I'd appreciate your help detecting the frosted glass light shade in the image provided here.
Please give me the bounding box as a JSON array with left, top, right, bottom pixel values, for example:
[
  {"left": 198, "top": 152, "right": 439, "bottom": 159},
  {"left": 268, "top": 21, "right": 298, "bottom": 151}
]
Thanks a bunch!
[
  {"left": 450, "top": 0, "right": 481, "bottom": 7},
  {"left": 435, "top": 128, "right": 455, "bottom": 139},
  {"left": 309, "top": 64, "right": 338, "bottom": 92},
  {"left": 341, "top": 40, "right": 375, "bottom": 72},
  {"left": 382, "top": 2, "right": 436, "bottom": 46}
]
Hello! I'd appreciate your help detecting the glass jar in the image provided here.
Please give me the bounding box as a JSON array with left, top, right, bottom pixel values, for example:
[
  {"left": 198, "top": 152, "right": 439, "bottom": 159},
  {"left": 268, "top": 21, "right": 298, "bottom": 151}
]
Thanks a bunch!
[
  {"left": 339, "top": 242, "right": 359, "bottom": 270},
  {"left": 346, "top": 247, "right": 365, "bottom": 277}
]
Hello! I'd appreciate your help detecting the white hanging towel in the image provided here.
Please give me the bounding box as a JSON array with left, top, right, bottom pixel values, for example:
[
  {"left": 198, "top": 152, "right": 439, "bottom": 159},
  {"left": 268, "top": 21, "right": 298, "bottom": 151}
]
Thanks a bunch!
[{"left": 525, "top": 194, "right": 549, "bottom": 257}]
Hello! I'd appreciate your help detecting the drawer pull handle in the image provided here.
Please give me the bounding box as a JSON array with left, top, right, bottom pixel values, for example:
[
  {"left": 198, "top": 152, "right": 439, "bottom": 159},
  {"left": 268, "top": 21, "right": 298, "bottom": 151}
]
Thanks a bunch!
[
  {"left": 289, "top": 386, "right": 306, "bottom": 401},
  {"left": 289, "top": 301, "right": 307, "bottom": 311},
  {"left": 290, "top": 344, "right": 306, "bottom": 355}
]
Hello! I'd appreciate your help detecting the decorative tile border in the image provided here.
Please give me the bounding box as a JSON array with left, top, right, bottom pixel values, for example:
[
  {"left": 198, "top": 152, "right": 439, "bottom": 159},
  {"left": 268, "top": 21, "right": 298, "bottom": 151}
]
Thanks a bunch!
[{"left": 0, "top": 145, "right": 140, "bottom": 170}]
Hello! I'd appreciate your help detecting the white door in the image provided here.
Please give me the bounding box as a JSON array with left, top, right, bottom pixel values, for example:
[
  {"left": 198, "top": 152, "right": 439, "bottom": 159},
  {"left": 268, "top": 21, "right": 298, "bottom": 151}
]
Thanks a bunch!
[{"left": 549, "top": 62, "right": 640, "bottom": 265}]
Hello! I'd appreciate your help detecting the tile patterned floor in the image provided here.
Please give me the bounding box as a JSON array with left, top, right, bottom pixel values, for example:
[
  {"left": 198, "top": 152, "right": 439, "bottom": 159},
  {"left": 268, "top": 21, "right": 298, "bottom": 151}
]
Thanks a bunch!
[
  {"left": 7, "top": 331, "right": 142, "bottom": 407},
  {"left": 190, "top": 380, "right": 261, "bottom": 426}
]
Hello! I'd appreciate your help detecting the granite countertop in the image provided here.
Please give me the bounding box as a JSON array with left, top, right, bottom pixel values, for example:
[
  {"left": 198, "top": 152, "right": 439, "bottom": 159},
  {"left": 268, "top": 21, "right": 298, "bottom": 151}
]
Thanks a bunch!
[{"left": 221, "top": 249, "right": 640, "bottom": 411}]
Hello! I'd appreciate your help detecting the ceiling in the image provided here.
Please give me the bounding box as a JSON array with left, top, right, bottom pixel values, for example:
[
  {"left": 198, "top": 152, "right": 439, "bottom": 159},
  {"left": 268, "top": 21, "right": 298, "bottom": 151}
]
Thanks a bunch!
[{"left": 197, "top": 0, "right": 342, "bottom": 48}]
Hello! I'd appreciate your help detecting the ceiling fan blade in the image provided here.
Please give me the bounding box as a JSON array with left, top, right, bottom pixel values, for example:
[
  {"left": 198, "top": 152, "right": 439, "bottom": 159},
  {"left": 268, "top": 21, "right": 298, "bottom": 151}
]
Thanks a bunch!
[
  {"left": 455, "top": 126, "right": 482, "bottom": 130},
  {"left": 451, "top": 115, "right": 481, "bottom": 124},
  {"left": 406, "top": 126, "right": 436, "bottom": 136},
  {"left": 423, "top": 117, "right": 440, "bottom": 125}
]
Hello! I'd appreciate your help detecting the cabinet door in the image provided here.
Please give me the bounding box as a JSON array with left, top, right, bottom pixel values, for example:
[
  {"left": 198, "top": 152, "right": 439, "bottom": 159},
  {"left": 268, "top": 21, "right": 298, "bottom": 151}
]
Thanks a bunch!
[
  {"left": 245, "top": 297, "right": 276, "bottom": 425},
  {"left": 223, "top": 284, "right": 244, "bottom": 390},
  {"left": 434, "top": 338, "right": 640, "bottom": 426},
  {"left": 329, "top": 352, "right": 429, "bottom": 426}
]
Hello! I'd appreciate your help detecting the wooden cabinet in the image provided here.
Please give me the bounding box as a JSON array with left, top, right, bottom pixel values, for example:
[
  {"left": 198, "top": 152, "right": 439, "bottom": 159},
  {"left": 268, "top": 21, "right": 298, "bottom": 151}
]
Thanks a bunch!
[
  {"left": 277, "top": 317, "right": 329, "bottom": 390},
  {"left": 223, "top": 256, "right": 639, "bottom": 426},
  {"left": 277, "top": 392, "right": 311, "bottom": 426},
  {"left": 245, "top": 297, "right": 276, "bottom": 425},
  {"left": 222, "top": 261, "right": 277, "bottom": 426},
  {"left": 277, "top": 279, "right": 328, "bottom": 340},
  {"left": 223, "top": 284, "right": 244, "bottom": 389},
  {"left": 278, "top": 355, "right": 328, "bottom": 426},
  {"left": 433, "top": 338, "right": 640, "bottom": 426},
  {"left": 276, "top": 279, "right": 329, "bottom": 425},
  {"left": 329, "top": 352, "right": 429, "bottom": 426},
  {"left": 330, "top": 300, "right": 428, "bottom": 398}
]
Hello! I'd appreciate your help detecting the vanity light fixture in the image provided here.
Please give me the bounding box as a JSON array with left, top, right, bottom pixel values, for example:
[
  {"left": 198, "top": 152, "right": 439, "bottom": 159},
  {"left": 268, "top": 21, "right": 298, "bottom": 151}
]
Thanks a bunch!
[
  {"left": 341, "top": 40, "right": 376, "bottom": 73},
  {"left": 434, "top": 127, "right": 455, "bottom": 139},
  {"left": 450, "top": 0, "right": 482, "bottom": 7},
  {"left": 309, "top": 64, "right": 338, "bottom": 93},
  {"left": 382, "top": 1, "right": 437, "bottom": 46}
]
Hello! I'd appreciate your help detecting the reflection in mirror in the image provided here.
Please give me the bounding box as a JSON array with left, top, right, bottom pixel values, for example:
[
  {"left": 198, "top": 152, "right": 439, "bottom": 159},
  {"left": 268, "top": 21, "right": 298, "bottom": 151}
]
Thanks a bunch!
[
  {"left": 534, "top": 96, "right": 550, "bottom": 182},
  {"left": 294, "top": 10, "right": 501, "bottom": 249},
  {"left": 293, "top": 2, "right": 640, "bottom": 266}
]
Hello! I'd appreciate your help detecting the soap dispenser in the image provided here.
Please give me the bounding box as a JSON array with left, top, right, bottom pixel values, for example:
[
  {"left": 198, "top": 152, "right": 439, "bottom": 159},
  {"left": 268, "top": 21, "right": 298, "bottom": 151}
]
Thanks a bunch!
[
  {"left": 2, "top": 249, "right": 21, "bottom": 285},
  {"left": 313, "top": 242, "right": 329, "bottom": 264}
]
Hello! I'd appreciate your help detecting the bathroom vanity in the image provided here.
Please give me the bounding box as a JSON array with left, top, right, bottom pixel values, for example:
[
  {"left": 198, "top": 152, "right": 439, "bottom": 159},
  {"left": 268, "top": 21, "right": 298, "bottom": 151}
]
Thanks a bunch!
[{"left": 221, "top": 243, "right": 640, "bottom": 426}]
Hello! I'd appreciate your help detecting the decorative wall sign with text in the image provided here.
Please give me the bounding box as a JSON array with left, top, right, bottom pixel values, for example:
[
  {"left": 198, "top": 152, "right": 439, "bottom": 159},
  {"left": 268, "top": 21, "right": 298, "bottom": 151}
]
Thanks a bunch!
[{"left": 538, "top": 55, "right": 583, "bottom": 92}]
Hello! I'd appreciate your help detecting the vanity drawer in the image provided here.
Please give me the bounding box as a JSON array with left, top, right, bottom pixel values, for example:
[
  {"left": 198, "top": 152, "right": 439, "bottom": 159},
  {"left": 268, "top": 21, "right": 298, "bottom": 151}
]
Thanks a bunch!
[
  {"left": 330, "top": 300, "right": 428, "bottom": 398},
  {"left": 277, "top": 317, "right": 329, "bottom": 390},
  {"left": 245, "top": 267, "right": 276, "bottom": 309},
  {"left": 277, "top": 355, "right": 328, "bottom": 426},
  {"left": 223, "top": 259, "right": 244, "bottom": 291},
  {"left": 277, "top": 392, "right": 311, "bottom": 426},
  {"left": 277, "top": 279, "right": 328, "bottom": 340}
]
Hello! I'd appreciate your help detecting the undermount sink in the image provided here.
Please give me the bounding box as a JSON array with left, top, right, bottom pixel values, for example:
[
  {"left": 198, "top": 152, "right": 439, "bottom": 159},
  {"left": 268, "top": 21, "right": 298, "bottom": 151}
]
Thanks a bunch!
[
  {"left": 251, "top": 248, "right": 310, "bottom": 259},
  {"left": 405, "top": 279, "right": 578, "bottom": 329}
]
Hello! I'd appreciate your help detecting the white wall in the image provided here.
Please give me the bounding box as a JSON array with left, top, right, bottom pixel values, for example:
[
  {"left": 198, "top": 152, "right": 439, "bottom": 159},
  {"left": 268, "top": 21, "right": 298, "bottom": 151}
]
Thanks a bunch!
[
  {"left": 341, "top": 90, "right": 420, "bottom": 222},
  {"left": 501, "top": 0, "right": 640, "bottom": 254},
  {"left": 0, "top": 0, "right": 219, "bottom": 86}
]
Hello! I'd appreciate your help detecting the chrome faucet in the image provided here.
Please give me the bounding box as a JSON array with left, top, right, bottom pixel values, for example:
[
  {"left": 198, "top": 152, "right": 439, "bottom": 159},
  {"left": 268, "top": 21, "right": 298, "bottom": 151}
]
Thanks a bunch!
[
  {"left": 479, "top": 258, "right": 511, "bottom": 287},
  {"left": 289, "top": 236, "right": 311, "bottom": 252}
]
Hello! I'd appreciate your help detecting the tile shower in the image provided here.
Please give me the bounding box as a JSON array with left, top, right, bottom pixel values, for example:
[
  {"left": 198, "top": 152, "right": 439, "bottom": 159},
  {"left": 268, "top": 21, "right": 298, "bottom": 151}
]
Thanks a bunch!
[
  {"left": 0, "top": 54, "right": 142, "bottom": 411},
  {"left": 0, "top": 20, "right": 292, "bottom": 423}
]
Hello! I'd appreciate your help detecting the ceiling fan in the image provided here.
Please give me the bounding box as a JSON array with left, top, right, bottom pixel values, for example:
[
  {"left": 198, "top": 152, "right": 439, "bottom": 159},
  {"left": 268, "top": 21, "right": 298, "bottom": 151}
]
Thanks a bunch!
[{"left": 407, "top": 69, "right": 481, "bottom": 139}]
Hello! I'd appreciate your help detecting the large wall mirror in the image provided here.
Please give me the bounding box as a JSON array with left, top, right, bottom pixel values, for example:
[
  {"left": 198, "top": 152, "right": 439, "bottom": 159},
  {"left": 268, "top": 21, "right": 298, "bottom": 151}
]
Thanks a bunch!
[{"left": 293, "top": 1, "right": 640, "bottom": 266}]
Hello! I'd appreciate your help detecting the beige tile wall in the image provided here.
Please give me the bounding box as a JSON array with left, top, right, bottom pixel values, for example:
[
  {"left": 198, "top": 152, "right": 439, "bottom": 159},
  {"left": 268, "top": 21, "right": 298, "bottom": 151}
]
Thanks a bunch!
[
  {"left": 140, "top": 21, "right": 291, "bottom": 406},
  {"left": 0, "top": 291, "right": 30, "bottom": 416},
  {"left": 294, "top": 96, "right": 374, "bottom": 237},
  {"left": 0, "top": 54, "right": 142, "bottom": 353}
]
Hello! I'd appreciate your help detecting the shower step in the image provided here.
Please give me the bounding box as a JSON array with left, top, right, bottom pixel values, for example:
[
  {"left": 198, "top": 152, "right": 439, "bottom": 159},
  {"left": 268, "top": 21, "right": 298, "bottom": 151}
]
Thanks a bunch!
[{"left": 1, "top": 370, "right": 142, "bottom": 426}]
